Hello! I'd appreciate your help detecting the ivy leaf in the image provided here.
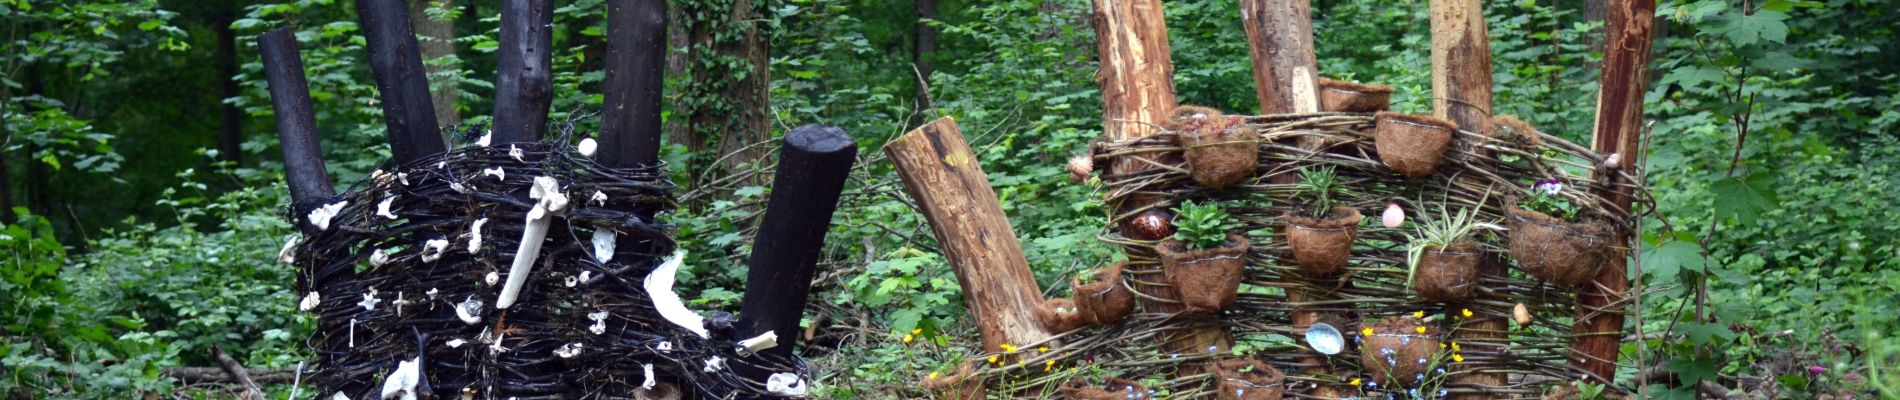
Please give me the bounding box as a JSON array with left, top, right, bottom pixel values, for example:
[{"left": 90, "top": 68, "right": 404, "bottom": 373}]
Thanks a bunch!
[
  {"left": 1710, "top": 173, "right": 1780, "bottom": 225},
  {"left": 1726, "top": 10, "right": 1790, "bottom": 46},
  {"left": 1642, "top": 239, "right": 1705, "bottom": 282}
]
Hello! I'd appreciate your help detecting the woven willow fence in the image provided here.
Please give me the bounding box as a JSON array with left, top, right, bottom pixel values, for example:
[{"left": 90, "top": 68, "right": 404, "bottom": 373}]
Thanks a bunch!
[{"left": 932, "top": 112, "right": 1650, "bottom": 399}]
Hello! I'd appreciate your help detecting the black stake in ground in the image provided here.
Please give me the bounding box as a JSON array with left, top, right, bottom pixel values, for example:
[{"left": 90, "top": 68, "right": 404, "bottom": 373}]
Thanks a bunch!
[
  {"left": 491, "top": 0, "right": 554, "bottom": 143},
  {"left": 258, "top": 28, "right": 335, "bottom": 234},
  {"left": 598, "top": 0, "right": 667, "bottom": 168},
  {"left": 355, "top": 0, "right": 446, "bottom": 163},
  {"left": 738, "top": 125, "right": 857, "bottom": 367}
]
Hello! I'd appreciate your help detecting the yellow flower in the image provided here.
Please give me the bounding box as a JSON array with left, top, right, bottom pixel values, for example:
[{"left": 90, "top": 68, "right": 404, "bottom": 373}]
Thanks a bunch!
[
  {"left": 1362, "top": 328, "right": 1374, "bottom": 337},
  {"left": 1452, "top": 353, "right": 1465, "bottom": 363},
  {"left": 1413, "top": 310, "right": 1424, "bottom": 318},
  {"left": 1039, "top": 346, "right": 1049, "bottom": 353},
  {"left": 1415, "top": 326, "right": 1427, "bottom": 334},
  {"left": 1044, "top": 360, "right": 1056, "bottom": 371},
  {"left": 912, "top": 328, "right": 923, "bottom": 335},
  {"left": 1461, "top": 308, "right": 1473, "bottom": 318},
  {"left": 1451, "top": 342, "right": 1461, "bottom": 352},
  {"left": 1350, "top": 378, "right": 1362, "bottom": 386},
  {"left": 1439, "top": 343, "right": 1447, "bottom": 349},
  {"left": 902, "top": 334, "right": 915, "bottom": 344},
  {"left": 929, "top": 371, "right": 940, "bottom": 380},
  {"left": 988, "top": 356, "right": 999, "bottom": 364},
  {"left": 1000, "top": 344, "right": 1018, "bottom": 353}
]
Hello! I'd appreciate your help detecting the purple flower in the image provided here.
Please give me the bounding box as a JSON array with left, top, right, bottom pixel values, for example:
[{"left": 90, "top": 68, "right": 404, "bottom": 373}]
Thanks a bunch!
[
  {"left": 1844, "top": 372, "right": 1861, "bottom": 382},
  {"left": 1808, "top": 365, "right": 1826, "bottom": 374},
  {"left": 1532, "top": 178, "right": 1563, "bottom": 195}
]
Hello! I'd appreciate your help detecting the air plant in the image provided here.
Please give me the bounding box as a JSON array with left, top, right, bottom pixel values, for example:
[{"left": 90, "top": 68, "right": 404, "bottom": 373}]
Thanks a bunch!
[
  {"left": 1296, "top": 166, "right": 1342, "bottom": 218},
  {"left": 1402, "top": 191, "right": 1496, "bottom": 288}
]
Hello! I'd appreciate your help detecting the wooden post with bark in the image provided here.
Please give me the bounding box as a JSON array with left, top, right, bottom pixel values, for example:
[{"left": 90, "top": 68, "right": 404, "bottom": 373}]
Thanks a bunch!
[
  {"left": 599, "top": 0, "right": 668, "bottom": 168},
  {"left": 257, "top": 28, "right": 336, "bottom": 234},
  {"left": 1576, "top": 0, "right": 1655, "bottom": 385},
  {"left": 738, "top": 125, "right": 858, "bottom": 364},
  {"left": 491, "top": 0, "right": 555, "bottom": 143},
  {"left": 354, "top": 0, "right": 447, "bottom": 164},
  {"left": 1427, "top": 0, "right": 1508, "bottom": 397},
  {"left": 885, "top": 117, "right": 1052, "bottom": 353}
]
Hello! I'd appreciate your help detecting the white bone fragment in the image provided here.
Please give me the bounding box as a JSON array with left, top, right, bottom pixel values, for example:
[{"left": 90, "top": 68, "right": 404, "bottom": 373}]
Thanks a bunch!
[
  {"left": 657, "top": 341, "right": 673, "bottom": 353},
  {"left": 739, "top": 331, "right": 779, "bottom": 354},
  {"left": 376, "top": 197, "right": 398, "bottom": 220},
  {"left": 308, "top": 201, "right": 348, "bottom": 231},
  {"left": 477, "top": 131, "right": 492, "bottom": 147},
  {"left": 449, "top": 182, "right": 468, "bottom": 193},
  {"left": 554, "top": 342, "right": 583, "bottom": 358},
  {"left": 766, "top": 373, "right": 808, "bottom": 396},
  {"left": 641, "top": 364, "right": 656, "bottom": 389},
  {"left": 332, "top": 393, "right": 351, "bottom": 400},
  {"left": 370, "top": 249, "right": 390, "bottom": 267},
  {"left": 455, "top": 297, "right": 483, "bottom": 325},
  {"left": 591, "top": 228, "right": 616, "bottom": 264},
  {"left": 397, "top": 172, "right": 409, "bottom": 186},
  {"left": 379, "top": 356, "right": 420, "bottom": 400},
  {"left": 588, "top": 311, "right": 609, "bottom": 335},
  {"left": 421, "top": 239, "right": 450, "bottom": 262},
  {"left": 702, "top": 356, "right": 726, "bottom": 373},
  {"left": 483, "top": 167, "right": 505, "bottom": 181},
  {"left": 484, "top": 271, "right": 499, "bottom": 286},
  {"left": 509, "top": 145, "right": 524, "bottom": 162},
  {"left": 467, "top": 218, "right": 488, "bottom": 254},
  {"left": 645, "top": 250, "right": 708, "bottom": 338},
  {"left": 446, "top": 338, "right": 466, "bottom": 348},
  {"left": 358, "top": 291, "right": 381, "bottom": 311},
  {"left": 300, "top": 291, "right": 321, "bottom": 311},
  {"left": 279, "top": 238, "right": 298, "bottom": 264},
  {"left": 497, "top": 177, "right": 568, "bottom": 309},
  {"left": 578, "top": 138, "right": 598, "bottom": 158},
  {"left": 590, "top": 190, "right": 607, "bottom": 206}
]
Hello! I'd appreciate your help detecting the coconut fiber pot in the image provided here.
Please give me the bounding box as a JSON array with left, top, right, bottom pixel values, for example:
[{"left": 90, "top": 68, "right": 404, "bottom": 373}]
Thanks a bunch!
[
  {"left": 1035, "top": 298, "right": 1087, "bottom": 333},
  {"left": 1060, "top": 378, "right": 1149, "bottom": 400},
  {"left": 1213, "top": 358, "right": 1286, "bottom": 400},
  {"left": 1411, "top": 242, "right": 1482, "bottom": 302},
  {"left": 1284, "top": 207, "right": 1362, "bottom": 277},
  {"left": 1159, "top": 233, "right": 1251, "bottom": 313},
  {"left": 923, "top": 361, "right": 986, "bottom": 400},
  {"left": 1508, "top": 207, "right": 1612, "bottom": 287},
  {"left": 1180, "top": 116, "right": 1259, "bottom": 188},
  {"left": 1073, "top": 263, "right": 1135, "bottom": 325},
  {"left": 1373, "top": 112, "right": 1459, "bottom": 178},
  {"left": 1358, "top": 316, "right": 1443, "bottom": 387},
  {"left": 1319, "top": 78, "right": 1395, "bottom": 112}
]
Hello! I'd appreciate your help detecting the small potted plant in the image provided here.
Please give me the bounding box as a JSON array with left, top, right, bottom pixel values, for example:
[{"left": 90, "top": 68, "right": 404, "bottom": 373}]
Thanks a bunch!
[
  {"left": 1319, "top": 77, "right": 1395, "bottom": 112},
  {"left": 1212, "top": 358, "right": 1286, "bottom": 400},
  {"left": 1059, "top": 377, "right": 1150, "bottom": 400},
  {"left": 1372, "top": 112, "right": 1459, "bottom": 177},
  {"left": 1283, "top": 166, "right": 1362, "bottom": 277},
  {"left": 1036, "top": 297, "right": 1086, "bottom": 333},
  {"left": 1158, "top": 200, "right": 1249, "bottom": 313},
  {"left": 1404, "top": 201, "right": 1489, "bottom": 302},
  {"left": 1072, "top": 262, "right": 1135, "bottom": 326},
  {"left": 1508, "top": 178, "right": 1612, "bottom": 287},
  {"left": 1174, "top": 106, "right": 1259, "bottom": 188},
  {"left": 1357, "top": 315, "right": 1443, "bottom": 387},
  {"left": 922, "top": 359, "right": 986, "bottom": 400}
]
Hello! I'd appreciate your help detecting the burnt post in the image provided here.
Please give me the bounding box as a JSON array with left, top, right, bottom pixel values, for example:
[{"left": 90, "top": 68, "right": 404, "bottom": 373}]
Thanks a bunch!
[
  {"left": 598, "top": 0, "right": 668, "bottom": 168},
  {"left": 491, "top": 0, "right": 555, "bottom": 143},
  {"left": 258, "top": 28, "right": 336, "bottom": 234},
  {"left": 355, "top": 0, "right": 447, "bottom": 163},
  {"left": 737, "top": 125, "right": 858, "bottom": 366}
]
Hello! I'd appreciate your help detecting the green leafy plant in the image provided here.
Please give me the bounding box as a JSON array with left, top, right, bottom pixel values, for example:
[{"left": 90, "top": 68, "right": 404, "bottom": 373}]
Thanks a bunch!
[
  {"left": 1520, "top": 178, "right": 1580, "bottom": 220},
  {"left": 1295, "top": 166, "right": 1343, "bottom": 218},
  {"left": 1171, "top": 200, "right": 1239, "bottom": 251},
  {"left": 1403, "top": 196, "right": 1492, "bottom": 287}
]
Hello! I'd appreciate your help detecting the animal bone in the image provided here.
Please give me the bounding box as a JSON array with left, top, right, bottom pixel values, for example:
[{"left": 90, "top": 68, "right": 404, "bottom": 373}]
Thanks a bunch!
[{"left": 496, "top": 176, "right": 568, "bottom": 309}]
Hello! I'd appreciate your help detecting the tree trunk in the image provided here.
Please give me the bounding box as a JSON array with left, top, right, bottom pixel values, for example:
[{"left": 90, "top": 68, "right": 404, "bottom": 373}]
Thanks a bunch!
[
  {"left": 886, "top": 117, "right": 1053, "bottom": 354},
  {"left": 214, "top": 9, "right": 243, "bottom": 165},
  {"left": 1575, "top": 0, "right": 1654, "bottom": 384},
  {"left": 680, "top": 0, "right": 771, "bottom": 193},
  {"left": 1239, "top": 0, "right": 1320, "bottom": 115},
  {"left": 910, "top": 0, "right": 938, "bottom": 128},
  {"left": 1429, "top": 1, "right": 1507, "bottom": 397},
  {"left": 412, "top": 0, "right": 460, "bottom": 128}
]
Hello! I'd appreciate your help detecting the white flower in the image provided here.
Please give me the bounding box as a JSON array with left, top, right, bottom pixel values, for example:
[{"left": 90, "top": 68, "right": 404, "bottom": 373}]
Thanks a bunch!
[
  {"left": 307, "top": 201, "right": 348, "bottom": 231},
  {"left": 578, "top": 138, "right": 598, "bottom": 158},
  {"left": 377, "top": 197, "right": 398, "bottom": 220}
]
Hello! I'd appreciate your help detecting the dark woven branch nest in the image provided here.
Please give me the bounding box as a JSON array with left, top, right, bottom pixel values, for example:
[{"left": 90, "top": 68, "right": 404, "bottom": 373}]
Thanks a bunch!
[
  {"left": 952, "top": 113, "right": 1653, "bottom": 399},
  {"left": 286, "top": 133, "right": 807, "bottom": 399}
]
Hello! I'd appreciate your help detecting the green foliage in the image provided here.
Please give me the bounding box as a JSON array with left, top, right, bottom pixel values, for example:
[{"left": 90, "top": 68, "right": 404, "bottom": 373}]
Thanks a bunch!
[
  {"left": 1402, "top": 198, "right": 1488, "bottom": 288},
  {"left": 1294, "top": 166, "right": 1341, "bottom": 218},
  {"left": 1171, "top": 200, "right": 1237, "bottom": 251},
  {"left": 1519, "top": 178, "right": 1579, "bottom": 220}
]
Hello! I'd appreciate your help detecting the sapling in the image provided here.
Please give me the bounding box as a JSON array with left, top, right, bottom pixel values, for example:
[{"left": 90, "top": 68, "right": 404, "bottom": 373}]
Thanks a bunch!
[{"left": 1171, "top": 200, "right": 1240, "bottom": 250}]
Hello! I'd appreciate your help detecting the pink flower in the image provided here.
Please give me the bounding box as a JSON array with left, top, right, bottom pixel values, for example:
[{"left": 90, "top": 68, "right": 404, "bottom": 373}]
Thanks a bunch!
[
  {"left": 1382, "top": 203, "right": 1404, "bottom": 228},
  {"left": 1808, "top": 365, "right": 1826, "bottom": 374}
]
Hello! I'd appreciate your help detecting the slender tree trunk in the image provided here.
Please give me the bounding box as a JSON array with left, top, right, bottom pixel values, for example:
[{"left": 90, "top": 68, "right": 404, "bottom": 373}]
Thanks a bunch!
[
  {"left": 214, "top": 9, "right": 243, "bottom": 165},
  {"left": 909, "top": 0, "right": 938, "bottom": 128},
  {"left": 663, "top": 4, "right": 689, "bottom": 160},
  {"left": 683, "top": 0, "right": 770, "bottom": 191},
  {"left": 0, "top": 100, "right": 14, "bottom": 223},
  {"left": 412, "top": 0, "right": 460, "bottom": 127}
]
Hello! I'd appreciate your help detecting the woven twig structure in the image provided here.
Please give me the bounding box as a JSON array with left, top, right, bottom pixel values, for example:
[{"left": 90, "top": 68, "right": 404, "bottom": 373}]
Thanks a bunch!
[
  {"left": 951, "top": 112, "right": 1649, "bottom": 399},
  {"left": 286, "top": 138, "right": 808, "bottom": 399}
]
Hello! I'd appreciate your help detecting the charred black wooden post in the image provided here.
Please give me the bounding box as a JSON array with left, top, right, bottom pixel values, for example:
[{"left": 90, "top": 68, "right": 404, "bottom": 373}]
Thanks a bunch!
[
  {"left": 355, "top": 0, "right": 447, "bottom": 163},
  {"left": 491, "top": 0, "right": 554, "bottom": 143},
  {"left": 737, "top": 125, "right": 858, "bottom": 368},
  {"left": 258, "top": 28, "right": 336, "bottom": 235},
  {"left": 598, "top": 0, "right": 667, "bottom": 168}
]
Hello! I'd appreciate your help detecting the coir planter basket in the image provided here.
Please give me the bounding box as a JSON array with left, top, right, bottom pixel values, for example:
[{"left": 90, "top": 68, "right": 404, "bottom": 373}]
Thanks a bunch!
[
  {"left": 1035, "top": 298, "right": 1087, "bottom": 333},
  {"left": 1508, "top": 207, "right": 1612, "bottom": 287},
  {"left": 1158, "top": 233, "right": 1251, "bottom": 313},
  {"left": 1319, "top": 78, "right": 1395, "bottom": 113},
  {"left": 1284, "top": 207, "right": 1362, "bottom": 278},
  {"left": 1213, "top": 358, "right": 1286, "bottom": 400},
  {"left": 1073, "top": 262, "right": 1135, "bottom": 325},
  {"left": 1373, "top": 112, "right": 1459, "bottom": 178},
  {"left": 1060, "top": 377, "right": 1149, "bottom": 400},
  {"left": 1411, "top": 241, "right": 1482, "bottom": 302},
  {"left": 1358, "top": 316, "right": 1443, "bottom": 387},
  {"left": 1180, "top": 116, "right": 1259, "bottom": 188}
]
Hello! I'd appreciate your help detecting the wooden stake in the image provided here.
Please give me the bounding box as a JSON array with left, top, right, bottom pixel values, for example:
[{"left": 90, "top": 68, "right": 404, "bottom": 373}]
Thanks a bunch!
[
  {"left": 491, "top": 0, "right": 554, "bottom": 144},
  {"left": 738, "top": 125, "right": 858, "bottom": 363},
  {"left": 1428, "top": 0, "right": 1507, "bottom": 396},
  {"left": 1576, "top": 0, "right": 1655, "bottom": 384},
  {"left": 1239, "top": 0, "right": 1321, "bottom": 115},
  {"left": 258, "top": 28, "right": 336, "bottom": 234},
  {"left": 355, "top": 0, "right": 447, "bottom": 164},
  {"left": 885, "top": 117, "right": 1051, "bottom": 353},
  {"left": 598, "top": 0, "right": 667, "bottom": 168}
]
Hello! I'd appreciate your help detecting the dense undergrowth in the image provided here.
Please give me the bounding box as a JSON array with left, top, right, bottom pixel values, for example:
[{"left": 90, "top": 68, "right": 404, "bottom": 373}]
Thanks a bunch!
[{"left": 3, "top": 0, "right": 1897, "bottom": 398}]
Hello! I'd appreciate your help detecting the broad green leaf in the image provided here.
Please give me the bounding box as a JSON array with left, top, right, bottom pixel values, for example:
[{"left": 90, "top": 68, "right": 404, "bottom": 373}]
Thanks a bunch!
[
  {"left": 1726, "top": 10, "right": 1790, "bottom": 46},
  {"left": 1710, "top": 173, "right": 1780, "bottom": 225},
  {"left": 1667, "top": 356, "right": 1719, "bottom": 385},
  {"left": 1641, "top": 239, "right": 1704, "bottom": 282}
]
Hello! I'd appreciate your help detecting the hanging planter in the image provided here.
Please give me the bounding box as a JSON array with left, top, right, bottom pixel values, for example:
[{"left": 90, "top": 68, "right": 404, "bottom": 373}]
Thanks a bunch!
[
  {"left": 1159, "top": 233, "right": 1250, "bottom": 314},
  {"left": 1178, "top": 112, "right": 1259, "bottom": 188},
  {"left": 1035, "top": 298, "right": 1087, "bottom": 333},
  {"left": 1060, "top": 378, "right": 1150, "bottom": 400},
  {"left": 1373, "top": 112, "right": 1459, "bottom": 178},
  {"left": 1213, "top": 358, "right": 1286, "bottom": 400},
  {"left": 1509, "top": 207, "right": 1610, "bottom": 286},
  {"left": 1319, "top": 78, "right": 1395, "bottom": 112},
  {"left": 1410, "top": 242, "right": 1482, "bottom": 302},
  {"left": 1357, "top": 316, "right": 1443, "bottom": 387},
  {"left": 1073, "top": 263, "right": 1135, "bottom": 326},
  {"left": 1284, "top": 206, "right": 1362, "bottom": 278},
  {"left": 922, "top": 361, "right": 986, "bottom": 400}
]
